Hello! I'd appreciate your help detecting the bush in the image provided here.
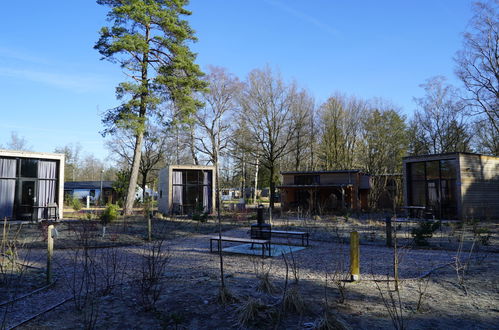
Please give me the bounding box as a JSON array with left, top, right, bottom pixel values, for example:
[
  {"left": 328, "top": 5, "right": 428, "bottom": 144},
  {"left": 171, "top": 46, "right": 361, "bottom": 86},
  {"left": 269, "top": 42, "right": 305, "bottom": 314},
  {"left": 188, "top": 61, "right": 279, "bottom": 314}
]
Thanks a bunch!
[
  {"left": 411, "top": 220, "right": 441, "bottom": 246},
  {"left": 101, "top": 204, "right": 119, "bottom": 225},
  {"left": 71, "top": 197, "right": 83, "bottom": 211},
  {"left": 192, "top": 204, "right": 209, "bottom": 222}
]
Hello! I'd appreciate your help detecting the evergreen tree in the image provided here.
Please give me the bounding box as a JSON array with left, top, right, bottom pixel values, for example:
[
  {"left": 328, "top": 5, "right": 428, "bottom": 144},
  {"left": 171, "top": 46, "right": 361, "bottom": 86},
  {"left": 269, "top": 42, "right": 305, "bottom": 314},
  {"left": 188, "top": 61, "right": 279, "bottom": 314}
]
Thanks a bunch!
[{"left": 95, "top": 0, "right": 206, "bottom": 214}]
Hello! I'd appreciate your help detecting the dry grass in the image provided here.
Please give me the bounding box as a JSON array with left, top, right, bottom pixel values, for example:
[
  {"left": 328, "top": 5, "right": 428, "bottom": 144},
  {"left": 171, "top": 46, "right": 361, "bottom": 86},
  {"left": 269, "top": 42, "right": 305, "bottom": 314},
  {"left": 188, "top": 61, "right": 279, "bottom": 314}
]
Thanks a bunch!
[
  {"left": 282, "top": 284, "right": 306, "bottom": 314},
  {"left": 236, "top": 297, "right": 271, "bottom": 327}
]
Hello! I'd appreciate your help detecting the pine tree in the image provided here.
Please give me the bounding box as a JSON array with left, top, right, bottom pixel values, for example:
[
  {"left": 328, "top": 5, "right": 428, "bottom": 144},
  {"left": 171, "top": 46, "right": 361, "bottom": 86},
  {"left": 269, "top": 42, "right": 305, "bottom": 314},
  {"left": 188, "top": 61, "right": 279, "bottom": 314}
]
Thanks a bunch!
[{"left": 95, "top": 0, "right": 206, "bottom": 214}]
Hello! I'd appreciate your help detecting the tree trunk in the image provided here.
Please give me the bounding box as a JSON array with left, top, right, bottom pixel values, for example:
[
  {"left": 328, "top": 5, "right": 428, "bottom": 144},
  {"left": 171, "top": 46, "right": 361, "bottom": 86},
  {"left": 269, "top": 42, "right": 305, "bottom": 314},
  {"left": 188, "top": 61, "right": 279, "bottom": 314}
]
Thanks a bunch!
[
  {"left": 141, "top": 172, "right": 148, "bottom": 202},
  {"left": 124, "top": 133, "right": 144, "bottom": 215},
  {"left": 124, "top": 25, "right": 149, "bottom": 216},
  {"left": 189, "top": 124, "right": 199, "bottom": 165}
]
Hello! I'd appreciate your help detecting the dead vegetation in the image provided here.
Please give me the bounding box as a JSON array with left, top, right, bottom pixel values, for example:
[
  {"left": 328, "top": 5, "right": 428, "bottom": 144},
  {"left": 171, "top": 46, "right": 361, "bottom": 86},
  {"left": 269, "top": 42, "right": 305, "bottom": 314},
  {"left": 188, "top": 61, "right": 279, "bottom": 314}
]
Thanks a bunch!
[{"left": 0, "top": 213, "right": 497, "bottom": 329}]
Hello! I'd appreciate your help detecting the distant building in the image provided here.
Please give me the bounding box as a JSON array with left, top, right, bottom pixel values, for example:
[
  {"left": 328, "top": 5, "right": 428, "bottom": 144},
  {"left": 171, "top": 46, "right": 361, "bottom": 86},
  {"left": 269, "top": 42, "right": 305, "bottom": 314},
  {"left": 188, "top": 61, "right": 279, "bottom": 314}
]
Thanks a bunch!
[
  {"left": 0, "top": 149, "right": 64, "bottom": 221},
  {"left": 64, "top": 181, "right": 117, "bottom": 205},
  {"left": 278, "top": 170, "right": 371, "bottom": 213},
  {"left": 158, "top": 165, "right": 216, "bottom": 215},
  {"left": 403, "top": 152, "right": 499, "bottom": 220}
]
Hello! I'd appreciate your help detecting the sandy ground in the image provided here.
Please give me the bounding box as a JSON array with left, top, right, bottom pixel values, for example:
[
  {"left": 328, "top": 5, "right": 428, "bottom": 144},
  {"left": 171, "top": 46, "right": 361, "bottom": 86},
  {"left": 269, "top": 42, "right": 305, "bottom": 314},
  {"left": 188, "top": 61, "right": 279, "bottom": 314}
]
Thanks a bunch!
[{"left": 2, "top": 223, "right": 498, "bottom": 329}]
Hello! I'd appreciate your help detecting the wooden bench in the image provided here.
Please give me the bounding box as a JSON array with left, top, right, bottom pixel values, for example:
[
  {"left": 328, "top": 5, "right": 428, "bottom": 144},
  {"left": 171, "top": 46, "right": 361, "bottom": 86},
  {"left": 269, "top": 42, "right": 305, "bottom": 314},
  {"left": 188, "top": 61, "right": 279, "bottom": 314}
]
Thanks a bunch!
[
  {"left": 259, "top": 230, "right": 309, "bottom": 246},
  {"left": 210, "top": 236, "right": 271, "bottom": 258}
]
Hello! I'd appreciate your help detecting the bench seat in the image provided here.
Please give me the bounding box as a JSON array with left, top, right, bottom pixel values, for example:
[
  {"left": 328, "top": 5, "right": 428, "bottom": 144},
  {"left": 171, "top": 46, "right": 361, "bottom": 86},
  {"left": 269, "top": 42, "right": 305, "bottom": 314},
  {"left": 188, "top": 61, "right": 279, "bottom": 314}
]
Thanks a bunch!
[
  {"left": 258, "top": 230, "right": 309, "bottom": 246},
  {"left": 210, "top": 236, "right": 271, "bottom": 258}
]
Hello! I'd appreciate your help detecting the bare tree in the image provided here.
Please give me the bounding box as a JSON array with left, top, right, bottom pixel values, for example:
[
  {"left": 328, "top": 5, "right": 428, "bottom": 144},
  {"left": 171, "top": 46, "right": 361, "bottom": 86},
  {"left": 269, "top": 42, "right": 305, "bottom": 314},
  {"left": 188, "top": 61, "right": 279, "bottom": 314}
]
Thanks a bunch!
[
  {"left": 105, "top": 124, "right": 167, "bottom": 201},
  {"left": 195, "top": 66, "right": 243, "bottom": 165},
  {"left": 317, "top": 94, "right": 366, "bottom": 169},
  {"left": 412, "top": 76, "right": 471, "bottom": 154},
  {"left": 4, "top": 131, "right": 32, "bottom": 151},
  {"left": 360, "top": 103, "right": 408, "bottom": 209},
  {"left": 239, "top": 66, "right": 298, "bottom": 220},
  {"left": 192, "top": 66, "right": 243, "bottom": 297},
  {"left": 455, "top": 0, "right": 499, "bottom": 137},
  {"left": 54, "top": 143, "right": 82, "bottom": 181},
  {"left": 288, "top": 89, "right": 315, "bottom": 171},
  {"left": 472, "top": 118, "right": 499, "bottom": 155}
]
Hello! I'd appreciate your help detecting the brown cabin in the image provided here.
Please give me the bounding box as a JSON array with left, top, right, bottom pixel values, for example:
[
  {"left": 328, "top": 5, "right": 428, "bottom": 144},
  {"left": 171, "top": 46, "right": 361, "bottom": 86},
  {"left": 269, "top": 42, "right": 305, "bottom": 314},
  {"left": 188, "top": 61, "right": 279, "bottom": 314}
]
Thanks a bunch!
[
  {"left": 278, "top": 170, "right": 371, "bottom": 213},
  {"left": 403, "top": 152, "right": 499, "bottom": 220}
]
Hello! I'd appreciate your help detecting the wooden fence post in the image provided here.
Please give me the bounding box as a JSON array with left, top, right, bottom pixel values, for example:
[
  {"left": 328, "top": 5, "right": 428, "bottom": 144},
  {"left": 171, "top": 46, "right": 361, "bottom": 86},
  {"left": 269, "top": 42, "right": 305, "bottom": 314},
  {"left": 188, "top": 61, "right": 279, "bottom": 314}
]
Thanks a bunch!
[
  {"left": 147, "top": 212, "right": 152, "bottom": 241},
  {"left": 385, "top": 216, "right": 392, "bottom": 247},
  {"left": 47, "top": 224, "right": 54, "bottom": 284},
  {"left": 350, "top": 231, "right": 360, "bottom": 281}
]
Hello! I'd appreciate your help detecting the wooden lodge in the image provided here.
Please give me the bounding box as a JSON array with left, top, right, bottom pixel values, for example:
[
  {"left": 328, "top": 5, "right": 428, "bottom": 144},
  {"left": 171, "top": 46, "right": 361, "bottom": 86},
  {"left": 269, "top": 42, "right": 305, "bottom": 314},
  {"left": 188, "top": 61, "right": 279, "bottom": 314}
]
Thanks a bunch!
[
  {"left": 403, "top": 152, "right": 499, "bottom": 220},
  {"left": 278, "top": 170, "right": 371, "bottom": 213}
]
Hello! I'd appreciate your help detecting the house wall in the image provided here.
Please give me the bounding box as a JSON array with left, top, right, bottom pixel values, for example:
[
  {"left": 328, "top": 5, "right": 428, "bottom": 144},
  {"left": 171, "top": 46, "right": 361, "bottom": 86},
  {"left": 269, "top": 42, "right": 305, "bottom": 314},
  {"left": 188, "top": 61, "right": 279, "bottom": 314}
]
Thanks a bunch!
[
  {"left": 459, "top": 154, "right": 499, "bottom": 219},
  {"left": 158, "top": 168, "right": 169, "bottom": 214},
  {"left": 282, "top": 174, "right": 294, "bottom": 185},
  {"left": 403, "top": 153, "right": 499, "bottom": 220},
  {"left": 279, "top": 171, "right": 371, "bottom": 212},
  {"left": 0, "top": 149, "right": 64, "bottom": 220}
]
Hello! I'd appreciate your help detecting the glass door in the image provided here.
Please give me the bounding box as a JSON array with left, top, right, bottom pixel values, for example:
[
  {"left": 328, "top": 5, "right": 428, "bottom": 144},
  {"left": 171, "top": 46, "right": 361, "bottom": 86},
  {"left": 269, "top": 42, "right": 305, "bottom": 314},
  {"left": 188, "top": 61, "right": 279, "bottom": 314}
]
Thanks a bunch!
[
  {"left": 426, "top": 180, "right": 440, "bottom": 219},
  {"left": 16, "top": 180, "right": 37, "bottom": 220}
]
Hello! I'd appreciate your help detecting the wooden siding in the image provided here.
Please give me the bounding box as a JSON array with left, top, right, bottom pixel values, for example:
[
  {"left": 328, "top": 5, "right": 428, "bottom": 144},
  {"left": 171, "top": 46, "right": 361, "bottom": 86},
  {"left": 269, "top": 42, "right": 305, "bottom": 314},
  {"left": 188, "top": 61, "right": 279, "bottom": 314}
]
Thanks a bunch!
[
  {"left": 282, "top": 174, "right": 294, "bottom": 185},
  {"left": 459, "top": 154, "right": 499, "bottom": 219},
  {"left": 320, "top": 173, "right": 357, "bottom": 185}
]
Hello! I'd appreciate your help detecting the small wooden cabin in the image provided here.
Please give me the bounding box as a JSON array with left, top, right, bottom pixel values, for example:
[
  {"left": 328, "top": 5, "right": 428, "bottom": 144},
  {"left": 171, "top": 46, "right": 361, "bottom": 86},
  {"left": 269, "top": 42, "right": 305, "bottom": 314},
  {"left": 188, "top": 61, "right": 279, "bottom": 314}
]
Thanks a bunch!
[
  {"left": 158, "top": 165, "right": 216, "bottom": 215},
  {"left": 278, "top": 170, "right": 371, "bottom": 213},
  {"left": 403, "top": 152, "right": 499, "bottom": 220},
  {"left": 0, "top": 149, "right": 64, "bottom": 221}
]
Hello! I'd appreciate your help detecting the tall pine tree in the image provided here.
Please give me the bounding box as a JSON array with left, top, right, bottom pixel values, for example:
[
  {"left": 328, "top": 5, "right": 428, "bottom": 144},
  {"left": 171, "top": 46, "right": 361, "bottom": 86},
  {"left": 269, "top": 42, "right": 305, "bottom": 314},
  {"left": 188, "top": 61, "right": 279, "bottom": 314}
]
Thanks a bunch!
[{"left": 95, "top": 0, "right": 206, "bottom": 214}]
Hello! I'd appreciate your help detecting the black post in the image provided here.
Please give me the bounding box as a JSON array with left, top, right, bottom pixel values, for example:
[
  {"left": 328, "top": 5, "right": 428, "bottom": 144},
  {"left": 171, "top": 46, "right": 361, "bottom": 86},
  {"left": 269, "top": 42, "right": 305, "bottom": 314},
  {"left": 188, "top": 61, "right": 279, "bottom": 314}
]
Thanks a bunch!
[
  {"left": 385, "top": 216, "right": 392, "bottom": 247},
  {"left": 257, "top": 204, "right": 264, "bottom": 225}
]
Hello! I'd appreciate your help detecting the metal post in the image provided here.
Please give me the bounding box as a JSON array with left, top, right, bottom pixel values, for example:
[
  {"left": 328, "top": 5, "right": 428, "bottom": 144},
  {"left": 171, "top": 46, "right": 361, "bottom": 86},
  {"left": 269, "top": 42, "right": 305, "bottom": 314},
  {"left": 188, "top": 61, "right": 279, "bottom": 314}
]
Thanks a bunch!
[
  {"left": 100, "top": 169, "right": 104, "bottom": 206},
  {"left": 350, "top": 231, "right": 360, "bottom": 281}
]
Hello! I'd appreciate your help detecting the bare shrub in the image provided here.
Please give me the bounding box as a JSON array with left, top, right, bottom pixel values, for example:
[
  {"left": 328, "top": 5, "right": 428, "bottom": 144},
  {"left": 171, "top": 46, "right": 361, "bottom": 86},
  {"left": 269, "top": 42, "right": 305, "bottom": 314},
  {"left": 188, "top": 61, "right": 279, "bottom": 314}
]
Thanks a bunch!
[
  {"left": 1, "top": 219, "right": 35, "bottom": 329},
  {"left": 450, "top": 225, "right": 477, "bottom": 294},
  {"left": 59, "top": 221, "right": 101, "bottom": 328},
  {"left": 374, "top": 276, "right": 406, "bottom": 330},
  {"left": 252, "top": 257, "right": 278, "bottom": 294},
  {"left": 415, "top": 274, "right": 431, "bottom": 313},
  {"left": 136, "top": 239, "right": 170, "bottom": 311},
  {"left": 279, "top": 251, "right": 306, "bottom": 316},
  {"left": 95, "top": 246, "right": 128, "bottom": 296}
]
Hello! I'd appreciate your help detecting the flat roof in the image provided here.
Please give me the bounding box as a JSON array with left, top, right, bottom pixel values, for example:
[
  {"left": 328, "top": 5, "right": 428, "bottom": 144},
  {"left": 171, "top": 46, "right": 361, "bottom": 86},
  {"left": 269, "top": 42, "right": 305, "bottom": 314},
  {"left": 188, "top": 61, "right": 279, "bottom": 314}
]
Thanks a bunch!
[
  {"left": 65, "top": 181, "right": 115, "bottom": 190},
  {"left": 277, "top": 184, "right": 353, "bottom": 188},
  {"left": 0, "top": 149, "right": 65, "bottom": 161},
  {"left": 167, "top": 164, "right": 215, "bottom": 170},
  {"left": 281, "top": 169, "right": 367, "bottom": 175},
  {"left": 403, "top": 152, "right": 499, "bottom": 161}
]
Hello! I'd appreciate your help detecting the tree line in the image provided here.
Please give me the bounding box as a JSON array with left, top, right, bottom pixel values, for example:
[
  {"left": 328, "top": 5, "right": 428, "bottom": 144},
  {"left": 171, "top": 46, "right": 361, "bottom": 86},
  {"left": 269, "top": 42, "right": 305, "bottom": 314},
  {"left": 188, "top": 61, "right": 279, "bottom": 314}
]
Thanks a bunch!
[
  {"left": 97, "top": 2, "right": 497, "bottom": 214},
  {"left": 2, "top": 1, "right": 496, "bottom": 215}
]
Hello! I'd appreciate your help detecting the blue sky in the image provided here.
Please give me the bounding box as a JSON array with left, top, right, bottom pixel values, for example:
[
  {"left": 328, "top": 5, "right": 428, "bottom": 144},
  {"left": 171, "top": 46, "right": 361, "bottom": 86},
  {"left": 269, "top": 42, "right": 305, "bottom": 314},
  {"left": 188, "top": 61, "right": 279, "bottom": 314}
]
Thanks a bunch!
[{"left": 0, "top": 0, "right": 473, "bottom": 163}]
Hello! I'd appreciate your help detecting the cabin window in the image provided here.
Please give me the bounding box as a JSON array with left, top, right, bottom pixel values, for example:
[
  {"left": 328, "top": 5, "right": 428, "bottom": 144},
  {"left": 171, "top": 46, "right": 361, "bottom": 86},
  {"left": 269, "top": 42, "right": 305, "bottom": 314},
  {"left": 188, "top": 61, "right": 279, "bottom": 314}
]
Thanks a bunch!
[
  {"left": 294, "top": 175, "right": 320, "bottom": 185},
  {"left": 20, "top": 159, "right": 38, "bottom": 178}
]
